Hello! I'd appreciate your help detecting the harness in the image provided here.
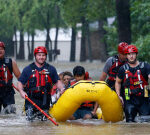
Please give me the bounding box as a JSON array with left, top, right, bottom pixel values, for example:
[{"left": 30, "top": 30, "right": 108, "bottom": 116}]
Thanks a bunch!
[
  {"left": 108, "top": 55, "right": 125, "bottom": 81},
  {"left": 106, "top": 56, "right": 126, "bottom": 89},
  {"left": 0, "top": 58, "right": 13, "bottom": 87},
  {"left": 80, "top": 101, "right": 95, "bottom": 108},
  {"left": 123, "top": 62, "right": 148, "bottom": 97},
  {"left": 26, "top": 63, "right": 52, "bottom": 105}
]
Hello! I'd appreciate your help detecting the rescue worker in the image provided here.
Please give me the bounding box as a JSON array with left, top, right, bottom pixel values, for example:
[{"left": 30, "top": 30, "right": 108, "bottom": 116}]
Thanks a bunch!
[
  {"left": 99, "top": 42, "right": 128, "bottom": 90},
  {"left": 92, "top": 42, "right": 128, "bottom": 115},
  {"left": 69, "top": 66, "right": 96, "bottom": 120},
  {"left": 0, "top": 41, "right": 21, "bottom": 114},
  {"left": 17, "top": 46, "right": 64, "bottom": 121},
  {"left": 115, "top": 45, "right": 150, "bottom": 122}
]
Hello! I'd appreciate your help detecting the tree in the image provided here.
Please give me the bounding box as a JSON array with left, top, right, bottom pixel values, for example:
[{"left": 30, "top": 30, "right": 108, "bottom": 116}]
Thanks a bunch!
[
  {"left": 0, "top": 0, "right": 16, "bottom": 56},
  {"left": 116, "top": 0, "right": 131, "bottom": 44},
  {"left": 70, "top": 26, "right": 77, "bottom": 61},
  {"left": 61, "top": 0, "right": 115, "bottom": 61},
  {"left": 130, "top": 0, "right": 150, "bottom": 62}
]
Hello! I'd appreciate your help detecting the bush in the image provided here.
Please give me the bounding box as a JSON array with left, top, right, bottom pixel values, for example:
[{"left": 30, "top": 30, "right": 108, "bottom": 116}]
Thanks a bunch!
[
  {"left": 103, "top": 24, "right": 118, "bottom": 56},
  {"left": 134, "top": 35, "right": 150, "bottom": 63}
]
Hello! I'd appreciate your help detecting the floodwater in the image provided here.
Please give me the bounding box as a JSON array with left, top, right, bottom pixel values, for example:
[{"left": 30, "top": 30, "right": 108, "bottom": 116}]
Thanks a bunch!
[{"left": 1, "top": 60, "right": 150, "bottom": 135}]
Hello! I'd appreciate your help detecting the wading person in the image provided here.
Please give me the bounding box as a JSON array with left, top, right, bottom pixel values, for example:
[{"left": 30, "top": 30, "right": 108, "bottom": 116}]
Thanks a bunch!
[
  {"left": 115, "top": 45, "right": 150, "bottom": 122},
  {"left": 0, "top": 41, "right": 21, "bottom": 114},
  {"left": 17, "top": 46, "right": 64, "bottom": 121},
  {"left": 99, "top": 42, "right": 128, "bottom": 90},
  {"left": 92, "top": 42, "right": 128, "bottom": 116}
]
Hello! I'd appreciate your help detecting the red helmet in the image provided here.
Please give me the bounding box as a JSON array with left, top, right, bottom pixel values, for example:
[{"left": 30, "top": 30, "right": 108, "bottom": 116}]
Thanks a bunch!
[
  {"left": 124, "top": 45, "right": 138, "bottom": 54},
  {"left": 118, "top": 42, "right": 128, "bottom": 54},
  {"left": 0, "top": 41, "right": 5, "bottom": 49},
  {"left": 34, "top": 46, "right": 47, "bottom": 55}
]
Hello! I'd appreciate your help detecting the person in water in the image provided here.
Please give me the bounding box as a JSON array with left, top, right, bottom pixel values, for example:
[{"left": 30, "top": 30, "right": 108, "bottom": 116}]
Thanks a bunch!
[
  {"left": 0, "top": 41, "right": 21, "bottom": 114},
  {"left": 17, "top": 46, "right": 64, "bottom": 121},
  {"left": 69, "top": 66, "right": 96, "bottom": 120},
  {"left": 115, "top": 45, "right": 150, "bottom": 122}
]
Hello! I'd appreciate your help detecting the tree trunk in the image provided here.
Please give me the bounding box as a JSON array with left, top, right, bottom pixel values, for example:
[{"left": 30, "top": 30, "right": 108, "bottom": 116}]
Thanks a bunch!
[
  {"left": 54, "top": 5, "right": 60, "bottom": 61},
  {"left": 45, "top": 9, "right": 52, "bottom": 62},
  {"left": 45, "top": 28, "right": 53, "bottom": 61},
  {"left": 27, "top": 33, "right": 31, "bottom": 60},
  {"left": 54, "top": 27, "right": 59, "bottom": 60},
  {"left": 86, "top": 21, "right": 92, "bottom": 62},
  {"left": 18, "top": 29, "right": 24, "bottom": 60},
  {"left": 116, "top": 0, "right": 131, "bottom": 44},
  {"left": 80, "top": 17, "right": 86, "bottom": 62},
  {"left": 14, "top": 26, "right": 18, "bottom": 59},
  {"left": 30, "top": 32, "right": 34, "bottom": 60},
  {"left": 70, "top": 26, "right": 76, "bottom": 62}
]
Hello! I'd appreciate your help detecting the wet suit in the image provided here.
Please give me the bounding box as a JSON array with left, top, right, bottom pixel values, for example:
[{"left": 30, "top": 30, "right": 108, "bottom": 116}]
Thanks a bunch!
[
  {"left": 117, "top": 62, "right": 150, "bottom": 122},
  {"left": 18, "top": 62, "right": 59, "bottom": 120},
  {"left": 0, "top": 58, "right": 16, "bottom": 113},
  {"left": 103, "top": 55, "right": 126, "bottom": 90}
]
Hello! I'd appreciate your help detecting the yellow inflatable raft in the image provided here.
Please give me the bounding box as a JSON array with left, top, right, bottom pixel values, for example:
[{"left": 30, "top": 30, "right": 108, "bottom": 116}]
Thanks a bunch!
[{"left": 49, "top": 80, "right": 123, "bottom": 122}]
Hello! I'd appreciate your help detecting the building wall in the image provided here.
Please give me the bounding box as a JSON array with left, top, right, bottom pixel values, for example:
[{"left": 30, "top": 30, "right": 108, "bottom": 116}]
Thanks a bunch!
[{"left": 16, "top": 38, "right": 81, "bottom": 61}]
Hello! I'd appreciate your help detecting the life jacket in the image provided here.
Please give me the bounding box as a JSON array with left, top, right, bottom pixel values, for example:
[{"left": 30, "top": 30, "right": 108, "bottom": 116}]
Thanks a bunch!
[
  {"left": 80, "top": 101, "right": 95, "bottom": 108},
  {"left": 123, "top": 62, "right": 148, "bottom": 96},
  {"left": 70, "top": 72, "right": 94, "bottom": 108},
  {"left": 0, "top": 58, "right": 13, "bottom": 87},
  {"left": 107, "top": 55, "right": 126, "bottom": 81},
  {"left": 26, "top": 63, "right": 53, "bottom": 105}
]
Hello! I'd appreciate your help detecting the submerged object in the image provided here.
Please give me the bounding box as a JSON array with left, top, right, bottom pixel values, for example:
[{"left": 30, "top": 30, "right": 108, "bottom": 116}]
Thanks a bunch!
[
  {"left": 49, "top": 80, "right": 123, "bottom": 122},
  {"left": 134, "top": 115, "right": 150, "bottom": 123}
]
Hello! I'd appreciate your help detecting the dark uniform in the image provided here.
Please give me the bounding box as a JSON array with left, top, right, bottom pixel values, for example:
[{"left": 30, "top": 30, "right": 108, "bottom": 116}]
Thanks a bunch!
[
  {"left": 103, "top": 55, "right": 126, "bottom": 89},
  {"left": 0, "top": 58, "right": 15, "bottom": 113},
  {"left": 117, "top": 62, "right": 150, "bottom": 122},
  {"left": 18, "top": 62, "right": 59, "bottom": 120}
]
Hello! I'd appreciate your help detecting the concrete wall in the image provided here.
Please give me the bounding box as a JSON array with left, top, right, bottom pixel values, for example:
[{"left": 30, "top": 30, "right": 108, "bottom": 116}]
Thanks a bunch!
[{"left": 16, "top": 38, "right": 81, "bottom": 61}]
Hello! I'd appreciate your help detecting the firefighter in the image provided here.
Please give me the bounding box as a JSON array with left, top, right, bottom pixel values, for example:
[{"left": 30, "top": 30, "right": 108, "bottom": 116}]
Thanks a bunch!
[
  {"left": 99, "top": 42, "right": 128, "bottom": 89},
  {"left": 0, "top": 41, "right": 20, "bottom": 114},
  {"left": 17, "top": 46, "right": 64, "bottom": 121},
  {"left": 115, "top": 45, "right": 150, "bottom": 122},
  {"left": 93, "top": 42, "right": 128, "bottom": 116}
]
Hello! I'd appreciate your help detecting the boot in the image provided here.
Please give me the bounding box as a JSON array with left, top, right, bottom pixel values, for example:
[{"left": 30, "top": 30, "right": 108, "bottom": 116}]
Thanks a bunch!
[
  {"left": 26, "top": 107, "right": 35, "bottom": 121},
  {"left": 2, "top": 104, "right": 16, "bottom": 114}
]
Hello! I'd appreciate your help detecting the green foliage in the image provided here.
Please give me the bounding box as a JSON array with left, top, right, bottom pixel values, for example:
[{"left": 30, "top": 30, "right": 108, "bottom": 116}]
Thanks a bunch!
[
  {"left": 103, "top": 22, "right": 118, "bottom": 56},
  {"left": 130, "top": 0, "right": 150, "bottom": 62},
  {"left": 133, "top": 35, "right": 150, "bottom": 63},
  {"left": 0, "top": 0, "right": 15, "bottom": 39},
  {"left": 60, "top": 0, "right": 115, "bottom": 26},
  {"left": 87, "top": 0, "right": 115, "bottom": 20},
  {"left": 131, "top": 0, "right": 150, "bottom": 42}
]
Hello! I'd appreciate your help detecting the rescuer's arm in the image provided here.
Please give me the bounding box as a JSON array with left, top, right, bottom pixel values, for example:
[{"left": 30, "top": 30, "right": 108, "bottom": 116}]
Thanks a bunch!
[
  {"left": 12, "top": 59, "right": 21, "bottom": 79},
  {"left": 17, "top": 81, "right": 27, "bottom": 99},
  {"left": 56, "top": 80, "right": 65, "bottom": 94},
  {"left": 115, "top": 76, "right": 124, "bottom": 105},
  {"left": 99, "top": 72, "right": 107, "bottom": 81}
]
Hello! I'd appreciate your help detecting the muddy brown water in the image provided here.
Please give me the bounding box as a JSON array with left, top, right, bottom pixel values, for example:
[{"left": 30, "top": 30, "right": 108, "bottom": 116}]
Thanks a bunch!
[{"left": 1, "top": 61, "right": 150, "bottom": 135}]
